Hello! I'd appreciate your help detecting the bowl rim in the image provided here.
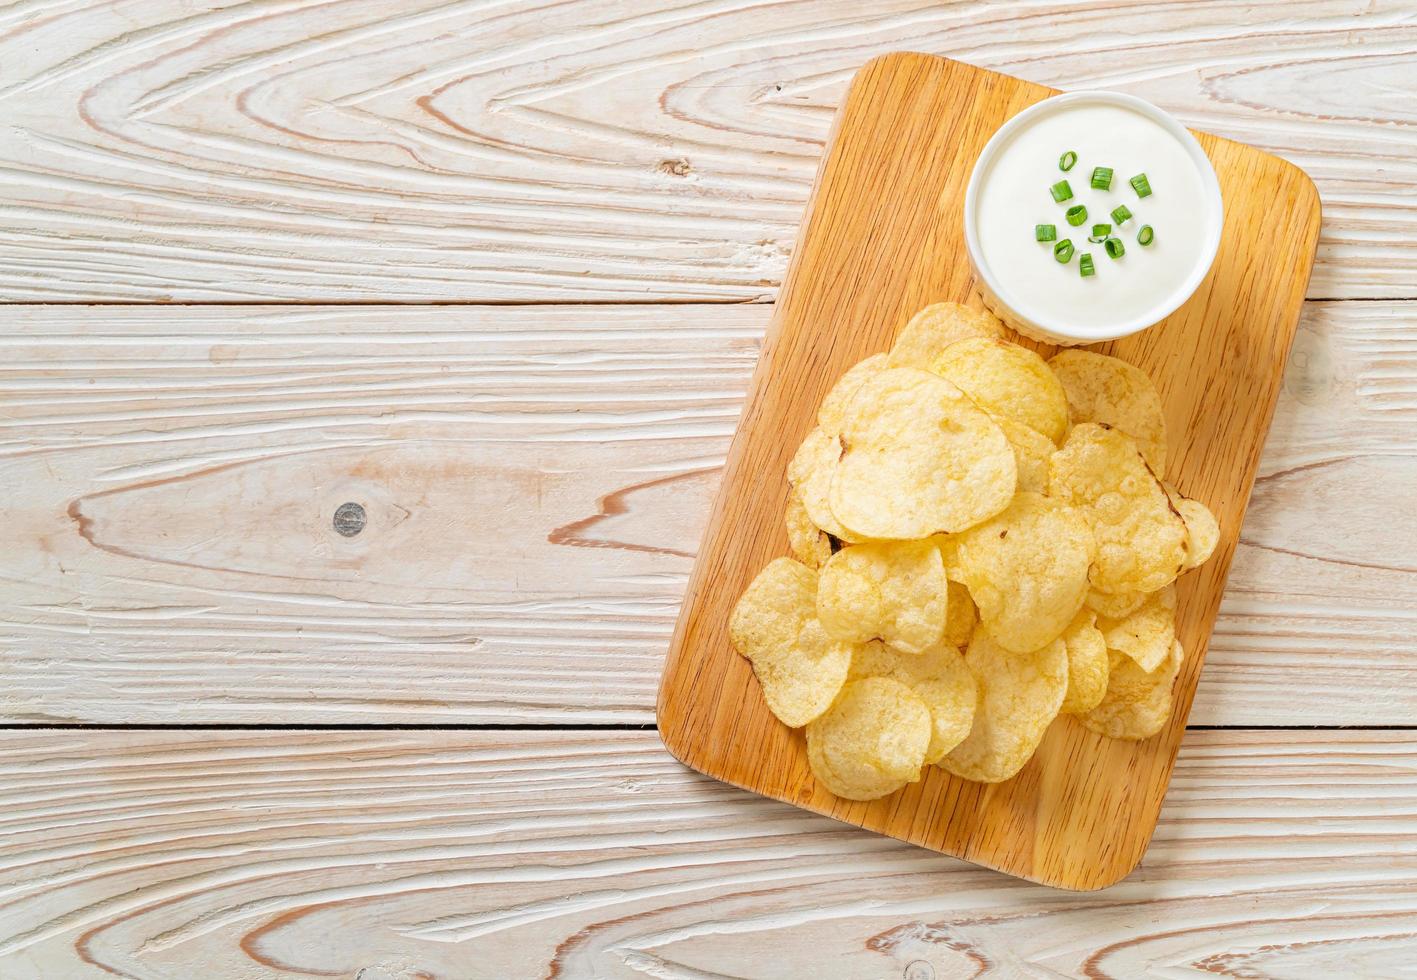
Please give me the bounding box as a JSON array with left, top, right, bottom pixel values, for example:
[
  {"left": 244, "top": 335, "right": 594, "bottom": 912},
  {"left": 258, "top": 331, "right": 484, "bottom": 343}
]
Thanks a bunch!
[{"left": 963, "top": 90, "right": 1225, "bottom": 344}]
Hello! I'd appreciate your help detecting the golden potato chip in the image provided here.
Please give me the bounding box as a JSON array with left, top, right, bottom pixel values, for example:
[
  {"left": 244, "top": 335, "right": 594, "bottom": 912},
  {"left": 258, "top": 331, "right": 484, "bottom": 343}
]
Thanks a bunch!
[
  {"left": 817, "top": 540, "right": 946, "bottom": 654},
  {"left": 849, "top": 640, "right": 976, "bottom": 763},
  {"left": 1048, "top": 349, "right": 1168, "bottom": 476},
  {"left": 932, "top": 534, "right": 963, "bottom": 580},
  {"left": 955, "top": 492, "right": 1094, "bottom": 654},
  {"left": 751, "top": 618, "right": 855, "bottom": 729},
  {"left": 1086, "top": 588, "right": 1148, "bottom": 620},
  {"left": 1048, "top": 423, "right": 1187, "bottom": 595},
  {"left": 729, "top": 556, "right": 815, "bottom": 655},
  {"left": 787, "top": 427, "right": 860, "bottom": 543},
  {"left": 728, "top": 558, "right": 853, "bottom": 727},
  {"left": 784, "top": 488, "right": 832, "bottom": 569},
  {"left": 1078, "top": 640, "right": 1183, "bottom": 741},
  {"left": 1098, "top": 585, "right": 1176, "bottom": 673},
  {"left": 937, "top": 634, "right": 1067, "bottom": 783},
  {"left": 1176, "top": 494, "right": 1220, "bottom": 570},
  {"left": 932, "top": 338, "right": 1069, "bottom": 444},
  {"left": 1161, "top": 482, "right": 1219, "bottom": 571},
  {"left": 993, "top": 416, "right": 1054, "bottom": 493},
  {"left": 818, "top": 353, "right": 889, "bottom": 437},
  {"left": 944, "top": 578, "right": 977, "bottom": 648},
  {"left": 1059, "top": 608, "right": 1109, "bottom": 714},
  {"left": 806, "top": 676, "right": 931, "bottom": 800},
  {"left": 886, "top": 302, "right": 1005, "bottom": 371},
  {"left": 830, "top": 368, "right": 1016, "bottom": 539}
]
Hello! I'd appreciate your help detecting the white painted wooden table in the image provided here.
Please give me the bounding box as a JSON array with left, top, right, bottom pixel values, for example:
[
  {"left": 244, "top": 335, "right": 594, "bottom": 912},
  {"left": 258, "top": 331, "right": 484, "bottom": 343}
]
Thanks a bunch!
[{"left": 1, "top": 2, "right": 1414, "bottom": 977}]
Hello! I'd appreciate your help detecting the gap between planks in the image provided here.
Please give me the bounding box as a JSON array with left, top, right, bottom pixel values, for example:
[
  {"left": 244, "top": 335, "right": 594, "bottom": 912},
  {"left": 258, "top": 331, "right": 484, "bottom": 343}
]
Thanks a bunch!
[
  {"left": 0, "top": 297, "right": 1410, "bottom": 308},
  {"left": 0, "top": 298, "right": 776, "bottom": 308},
  {"left": 0, "top": 719, "right": 1411, "bottom": 725}
]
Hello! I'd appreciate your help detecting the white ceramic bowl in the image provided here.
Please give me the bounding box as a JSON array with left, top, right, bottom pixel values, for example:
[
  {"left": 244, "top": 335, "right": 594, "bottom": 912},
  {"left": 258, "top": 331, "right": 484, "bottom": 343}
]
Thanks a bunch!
[{"left": 963, "top": 91, "right": 1224, "bottom": 346}]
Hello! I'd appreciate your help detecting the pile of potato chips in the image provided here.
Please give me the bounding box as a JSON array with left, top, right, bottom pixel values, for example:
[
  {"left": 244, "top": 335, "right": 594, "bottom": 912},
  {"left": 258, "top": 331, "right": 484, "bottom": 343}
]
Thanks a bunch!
[{"left": 730, "top": 303, "right": 1220, "bottom": 800}]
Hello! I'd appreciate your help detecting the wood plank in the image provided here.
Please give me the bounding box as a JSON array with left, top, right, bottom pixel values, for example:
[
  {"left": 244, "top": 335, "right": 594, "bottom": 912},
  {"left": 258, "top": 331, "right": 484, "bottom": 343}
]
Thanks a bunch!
[
  {"left": 0, "top": 304, "right": 761, "bottom": 724},
  {"left": 657, "top": 52, "right": 1319, "bottom": 890},
  {"left": 3, "top": 302, "right": 1414, "bottom": 725},
  {"left": 0, "top": 0, "right": 1410, "bottom": 303},
  {"left": 0, "top": 729, "right": 1412, "bottom": 978}
]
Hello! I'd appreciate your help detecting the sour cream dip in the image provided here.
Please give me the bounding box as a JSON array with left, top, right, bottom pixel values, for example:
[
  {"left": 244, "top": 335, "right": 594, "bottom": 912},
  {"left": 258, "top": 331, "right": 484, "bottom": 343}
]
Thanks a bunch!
[{"left": 964, "top": 92, "right": 1223, "bottom": 345}]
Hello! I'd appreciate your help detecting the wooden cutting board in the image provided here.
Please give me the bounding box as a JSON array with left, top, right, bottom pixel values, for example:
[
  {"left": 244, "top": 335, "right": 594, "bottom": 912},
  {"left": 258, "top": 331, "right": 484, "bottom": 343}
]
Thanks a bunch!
[{"left": 657, "top": 53, "right": 1321, "bottom": 890}]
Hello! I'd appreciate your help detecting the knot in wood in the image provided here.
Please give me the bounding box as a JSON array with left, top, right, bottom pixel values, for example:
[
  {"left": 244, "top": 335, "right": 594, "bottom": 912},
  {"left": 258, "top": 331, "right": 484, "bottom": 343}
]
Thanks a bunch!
[{"left": 333, "top": 501, "right": 367, "bottom": 537}]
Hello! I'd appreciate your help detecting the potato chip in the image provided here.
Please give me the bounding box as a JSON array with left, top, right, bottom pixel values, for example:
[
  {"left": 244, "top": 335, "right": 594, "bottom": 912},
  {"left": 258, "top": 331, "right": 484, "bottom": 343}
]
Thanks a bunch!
[
  {"left": 817, "top": 540, "right": 945, "bottom": 654},
  {"left": 806, "top": 676, "right": 931, "bottom": 800},
  {"left": 1098, "top": 585, "right": 1176, "bottom": 673},
  {"left": 728, "top": 558, "right": 853, "bottom": 727},
  {"left": 1161, "top": 482, "right": 1219, "bottom": 571},
  {"left": 944, "top": 578, "right": 977, "bottom": 648},
  {"left": 787, "top": 427, "right": 860, "bottom": 543},
  {"left": 1059, "top": 608, "right": 1108, "bottom": 715},
  {"left": 932, "top": 534, "right": 963, "bottom": 580},
  {"left": 1048, "top": 349, "right": 1168, "bottom": 475},
  {"left": 937, "top": 634, "right": 1067, "bottom": 783},
  {"left": 730, "top": 556, "right": 815, "bottom": 655},
  {"left": 1048, "top": 423, "right": 1187, "bottom": 595},
  {"left": 752, "top": 618, "right": 856, "bottom": 729},
  {"left": 932, "top": 338, "right": 1069, "bottom": 444},
  {"left": 1085, "top": 588, "right": 1147, "bottom": 620},
  {"left": 993, "top": 416, "right": 1054, "bottom": 493},
  {"left": 886, "top": 302, "right": 1005, "bottom": 371},
  {"left": 955, "top": 492, "right": 1094, "bottom": 654},
  {"left": 785, "top": 488, "right": 832, "bottom": 569},
  {"left": 1174, "top": 492, "right": 1220, "bottom": 570},
  {"left": 830, "top": 368, "right": 1016, "bottom": 539},
  {"left": 1078, "top": 640, "right": 1183, "bottom": 741},
  {"left": 818, "top": 353, "right": 889, "bottom": 437},
  {"left": 849, "top": 640, "right": 976, "bottom": 763}
]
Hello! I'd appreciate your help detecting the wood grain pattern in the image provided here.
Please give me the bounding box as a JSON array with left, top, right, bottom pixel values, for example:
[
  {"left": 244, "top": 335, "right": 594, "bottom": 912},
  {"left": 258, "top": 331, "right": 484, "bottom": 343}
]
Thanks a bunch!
[
  {"left": 0, "top": 0, "right": 1410, "bottom": 303},
  {"left": 0, "top": 304, "right": 759, "bottom": 724},
  {"left": 6, "top": 301, "right": 1416, "bottom": 726},
  {"left": 659, "top": 54, "right": 1320, "bottom": 889},
  {"left": 0, "top": 729, "right": 1412, "bottom": 979}
]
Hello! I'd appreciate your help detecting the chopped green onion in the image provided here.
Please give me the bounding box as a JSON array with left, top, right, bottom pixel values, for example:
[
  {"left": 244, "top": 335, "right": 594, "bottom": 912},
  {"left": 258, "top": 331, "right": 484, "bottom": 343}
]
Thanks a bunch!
[
  {"left": 1050, "top": 180, "right": 1073, "bottom": 202},
  {"left": 1079, "top": 253, "right": 1095, "bottom": 277},
  {"left": 1059, "top": 151, "right": 1078, "bottom": 171},
  {"left": 1090, "top": 166, "right": 1113, "bottom": 190},
  {"left": 1111, "top": 205, "right": 1133, "bottom": 225},
  {"left": 1130, "top": 173, "right": 1153, "bottom": 197},
  {"left": 1065, "top": 204, "right": 1088, "bottom": 226},
  {"left": 1035, "top": 223, "right": 1057, "bottom": 242},
  {"left": 1053, "top": 239, "right": 1075, "bottom": 263},
  {"left": 1138, "top": 224, "right": 1155, "bottom": 246},
  {"left": 1089, "top": 223, "right": 1111, "bottom": 243},
  {"left": 1104, "top": 236, "right": 1125, "bottom": 259}
]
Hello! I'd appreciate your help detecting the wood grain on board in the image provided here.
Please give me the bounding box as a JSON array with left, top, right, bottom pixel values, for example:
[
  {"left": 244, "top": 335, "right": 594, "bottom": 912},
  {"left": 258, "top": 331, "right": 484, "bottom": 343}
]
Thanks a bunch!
[
  {"left": 0, "top": 729, "right": 1412, "bottom": 980},
  {"left": 0, "top": 0, "right": 1411, "bottom": 303},
  {"left": 6, "top": 301, "right": 1415, "bottom": 726},
  {"left": 659, "top": 54, "right": 1320, "bottom": 889}
]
